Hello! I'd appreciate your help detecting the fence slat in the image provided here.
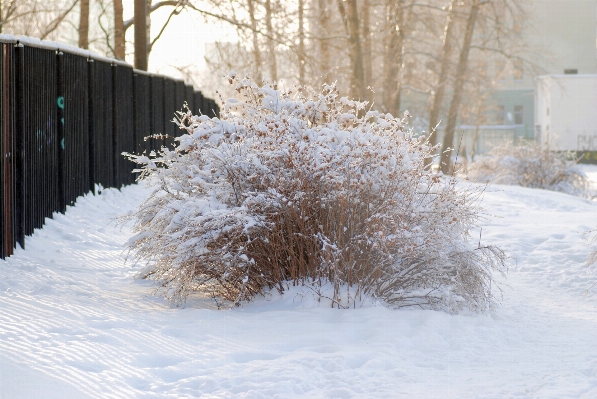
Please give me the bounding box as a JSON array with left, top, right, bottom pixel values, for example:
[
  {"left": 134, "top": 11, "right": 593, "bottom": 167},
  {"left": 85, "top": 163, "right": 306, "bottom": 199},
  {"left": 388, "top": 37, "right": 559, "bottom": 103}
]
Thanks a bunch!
[
  {"left": 133, "top": 73, "right": 151, "bottom": 157},
  {"left": 185, "top": 85, "right": 194, "bottom": 117},
  {"left": 19, "top": 45, "right": 61, "bottom": 243},
  {"left": 63, "top": 52, "right": 90, "bottom": 205},
  {"left": 0, "top": 43, "right": 5, "bottom": 257},
  {"left": 56, "top": 51, "right": 66, "bottom": 214},
  {"left": 163, "top": 79, "right": 176, "bottom": 149},
  {"left": 1, "top": 43, "right": 16, "bottom": 257},
  {"left": 150, "top": 76, "right": 165, "bottom": 153},
  {"left": 87, "top": 59, "right": 95, "bottom": 193},
  {"left": 174, "top": 80, "right": 185, "bottom": 138},
  {"left": 14, "top": 44, "right": 25, "bottom": 248},
  {"left": 194, "top": 91, "right": 203, "bottom": 116},
  {"left": 112, "top": 64, "right": 135, "bottom": 188},
  {"left": 90, "top": 60, "right": 113, "bottom": 190}
]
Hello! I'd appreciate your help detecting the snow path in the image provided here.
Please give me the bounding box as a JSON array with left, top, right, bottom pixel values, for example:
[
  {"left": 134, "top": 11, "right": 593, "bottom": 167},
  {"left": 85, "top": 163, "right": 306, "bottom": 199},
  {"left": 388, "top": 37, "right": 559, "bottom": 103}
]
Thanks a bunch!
[{"left": 1, "top": 174, "right": 597, "bottom": 398}]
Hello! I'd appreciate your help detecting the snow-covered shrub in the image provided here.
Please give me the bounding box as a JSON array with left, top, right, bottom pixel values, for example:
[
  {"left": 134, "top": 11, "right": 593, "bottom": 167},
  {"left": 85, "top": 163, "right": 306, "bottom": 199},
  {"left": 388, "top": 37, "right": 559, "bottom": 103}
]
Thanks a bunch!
[
  {"left": 466, "top": 141, "right": 590, "bottom": 197},
  {"left": 122, "top": 75, "right": 506, "bottom": 311}
]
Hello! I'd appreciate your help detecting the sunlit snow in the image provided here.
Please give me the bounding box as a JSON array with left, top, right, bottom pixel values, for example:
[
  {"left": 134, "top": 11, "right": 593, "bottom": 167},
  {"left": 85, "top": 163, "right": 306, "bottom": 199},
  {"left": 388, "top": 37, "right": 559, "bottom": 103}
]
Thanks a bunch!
[{"left": 0, "top": 166, "right": 596, "bottom": 398}]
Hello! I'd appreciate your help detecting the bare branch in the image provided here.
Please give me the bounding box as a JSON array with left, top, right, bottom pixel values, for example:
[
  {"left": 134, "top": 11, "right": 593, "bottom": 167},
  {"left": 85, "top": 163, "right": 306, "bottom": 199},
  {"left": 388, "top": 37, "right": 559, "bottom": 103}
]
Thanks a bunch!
[
  {"left": 39, "top": 0, "right": 80, "bottom": 40},
  {"left": 148, "top": 2, "right": 185, "bottom": 53},
  {"left": 124, "top": 0, "right": 186, "bottom": 32}
]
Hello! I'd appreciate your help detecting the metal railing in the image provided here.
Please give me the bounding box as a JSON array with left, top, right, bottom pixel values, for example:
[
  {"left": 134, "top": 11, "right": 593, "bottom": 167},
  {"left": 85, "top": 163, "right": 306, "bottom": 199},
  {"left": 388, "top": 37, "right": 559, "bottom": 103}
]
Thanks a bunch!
[{"left": 0, "top": 38, "right": 219, "bottom": 258}]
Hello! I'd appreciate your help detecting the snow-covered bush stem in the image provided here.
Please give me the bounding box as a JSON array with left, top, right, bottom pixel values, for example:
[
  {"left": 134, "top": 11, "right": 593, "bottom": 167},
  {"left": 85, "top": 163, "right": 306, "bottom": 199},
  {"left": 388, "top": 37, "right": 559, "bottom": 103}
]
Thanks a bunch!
[{"left": 122, "top": 74, "right": 506, "bottom": 312}]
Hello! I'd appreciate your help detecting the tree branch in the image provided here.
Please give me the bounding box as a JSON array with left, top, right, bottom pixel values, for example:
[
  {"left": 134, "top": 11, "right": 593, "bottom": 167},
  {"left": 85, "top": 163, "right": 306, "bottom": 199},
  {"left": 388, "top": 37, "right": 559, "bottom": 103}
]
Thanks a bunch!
[
  {"left": 124, "top": 0, "right": 187, "bottom": 32},
  {"left": 148, "top": 2, "right": 185, "bottom": 53},
  {"left": 39, "top": 0, "right": 80, "bottom": 40},
  {"left": 185, "top": 1, "right": 299, "bottom": 54}
]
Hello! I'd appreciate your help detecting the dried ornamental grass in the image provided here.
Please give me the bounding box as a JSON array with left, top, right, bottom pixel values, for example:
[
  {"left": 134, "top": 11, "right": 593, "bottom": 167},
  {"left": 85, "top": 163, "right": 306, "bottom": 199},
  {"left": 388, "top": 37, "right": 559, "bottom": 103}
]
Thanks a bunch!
[{"left": 122, "top": 74, "right": 506, "bottom": 312}]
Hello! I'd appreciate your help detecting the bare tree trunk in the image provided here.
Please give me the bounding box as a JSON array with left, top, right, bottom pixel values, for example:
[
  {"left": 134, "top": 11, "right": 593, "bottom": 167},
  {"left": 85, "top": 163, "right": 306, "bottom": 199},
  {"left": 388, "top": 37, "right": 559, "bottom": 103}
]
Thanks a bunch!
[
  {"left": 383, "top": 3, "right": 396, "bottom": 113},
  {"left": 440, "top": 0, "right": 481, "bottom": 174},
  {"left": 247, "top": 0, "right": 262, "bottom": 82},
  {"left": 114, "top": 0, "right": 125, "bottom": 59},
  {"left": 470, "top": 100, "right": 483, "bottom": 162},
  {"left": 382, "top": 0, "right": 405, "bottom": 116},
  {"left": 427, "top": 0, "right": 457, "bottom": 156},
  {"left": 298, "top": 0, "right": 305, "bottom": 84},
  {"left": 317, "top": 0, "right": 330, "bottom": 84},
  {"left": 265, "top": 0, "right": 277, "bottom": 82},
  {"left": 78, "top": 0, "right": 89, "bottom": 49},
  {"left": 362, "top": 0, "right": 371, "bottom": 91},
  {"left": 338, "top": 0, "right": 365, "bottom": 100},
  {"left": 134, "top": 0, "right": 148, "bottom": 69},
  {"left": 146, "top": 0, "right": 152, "bottom": 57},
  {"left": 392, "top": 3, "right": 409, "bottom": 116}
]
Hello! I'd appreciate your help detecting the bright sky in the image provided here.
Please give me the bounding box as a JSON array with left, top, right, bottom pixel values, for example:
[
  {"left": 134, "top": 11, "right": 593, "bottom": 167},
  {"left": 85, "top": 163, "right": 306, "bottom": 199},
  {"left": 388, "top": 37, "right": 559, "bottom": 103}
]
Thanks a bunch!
[{"left": 121, "top": 1, "right": 237, "bottom": 83}]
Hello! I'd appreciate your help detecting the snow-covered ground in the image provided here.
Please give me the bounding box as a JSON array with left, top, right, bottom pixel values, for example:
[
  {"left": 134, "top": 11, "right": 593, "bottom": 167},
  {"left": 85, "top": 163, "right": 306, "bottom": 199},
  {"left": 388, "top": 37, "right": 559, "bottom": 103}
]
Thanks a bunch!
[{"left": 1, "top": 167, "right": 597, "bottom": 399}]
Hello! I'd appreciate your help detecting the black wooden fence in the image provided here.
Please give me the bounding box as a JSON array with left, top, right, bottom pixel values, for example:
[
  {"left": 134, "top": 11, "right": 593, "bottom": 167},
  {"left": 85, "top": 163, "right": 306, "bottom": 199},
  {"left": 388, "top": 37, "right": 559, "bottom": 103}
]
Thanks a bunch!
[{"left": 0, "top": 39, "right": 219, "bottom": 258}]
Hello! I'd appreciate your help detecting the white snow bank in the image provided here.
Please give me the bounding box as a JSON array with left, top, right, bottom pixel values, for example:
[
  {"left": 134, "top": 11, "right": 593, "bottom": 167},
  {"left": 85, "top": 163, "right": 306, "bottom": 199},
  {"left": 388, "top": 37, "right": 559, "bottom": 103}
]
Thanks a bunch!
[{"left": 0, "top": 175, "right": 596, "bottom": 398}]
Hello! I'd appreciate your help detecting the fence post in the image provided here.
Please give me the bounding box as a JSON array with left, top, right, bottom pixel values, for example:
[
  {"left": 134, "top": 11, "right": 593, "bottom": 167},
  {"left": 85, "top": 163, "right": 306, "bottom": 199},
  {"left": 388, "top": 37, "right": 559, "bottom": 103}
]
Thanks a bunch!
[
  {"left": 56, "top": 51, "right": 66, "bottom": 214},
  {"left": 14, "top": 43, "right": 25, "bottom": 249},
  {"left": 87, "top": 58, "right": 95, "bottom": 194}
]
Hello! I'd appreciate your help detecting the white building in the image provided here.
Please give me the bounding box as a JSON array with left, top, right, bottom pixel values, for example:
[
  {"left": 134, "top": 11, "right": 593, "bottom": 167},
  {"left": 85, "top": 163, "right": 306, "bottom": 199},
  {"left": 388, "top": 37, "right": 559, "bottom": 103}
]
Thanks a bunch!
[
  {"left": 535, "top": 74, "right": 597, "bottom": 161},
  {"left": 482, "top": 0, "right": 597, "bottom": 157}
]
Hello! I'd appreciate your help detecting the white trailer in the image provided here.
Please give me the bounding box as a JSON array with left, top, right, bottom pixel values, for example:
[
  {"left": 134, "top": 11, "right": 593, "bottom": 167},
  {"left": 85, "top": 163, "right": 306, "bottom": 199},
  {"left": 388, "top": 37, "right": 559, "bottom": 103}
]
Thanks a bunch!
[{"left": 535, "top": 74, "right": 597, "bottom": 162}]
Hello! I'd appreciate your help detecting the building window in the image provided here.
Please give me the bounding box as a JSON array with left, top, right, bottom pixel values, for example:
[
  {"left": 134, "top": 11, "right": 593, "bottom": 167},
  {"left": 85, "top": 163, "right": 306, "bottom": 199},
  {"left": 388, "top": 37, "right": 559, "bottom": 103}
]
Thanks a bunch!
[
  {"left": 513, "top": 60, "right": 523, "bottom": 80},
  {"left": 564, "top": 69, "right": 578, "bottom": 74},
  {"left": 514, "top": 105, "right": 523, "bottom": 124}
]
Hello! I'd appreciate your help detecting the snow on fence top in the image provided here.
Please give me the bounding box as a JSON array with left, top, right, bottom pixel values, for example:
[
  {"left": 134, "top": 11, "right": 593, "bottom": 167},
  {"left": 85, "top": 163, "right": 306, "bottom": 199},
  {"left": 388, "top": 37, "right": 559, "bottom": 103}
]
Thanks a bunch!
[
  {"left": 0, "top": 34, "right": 130, "bottom": 67},
  {"left": 0, "top": 34, "right": 185, "bottom": 83}
]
